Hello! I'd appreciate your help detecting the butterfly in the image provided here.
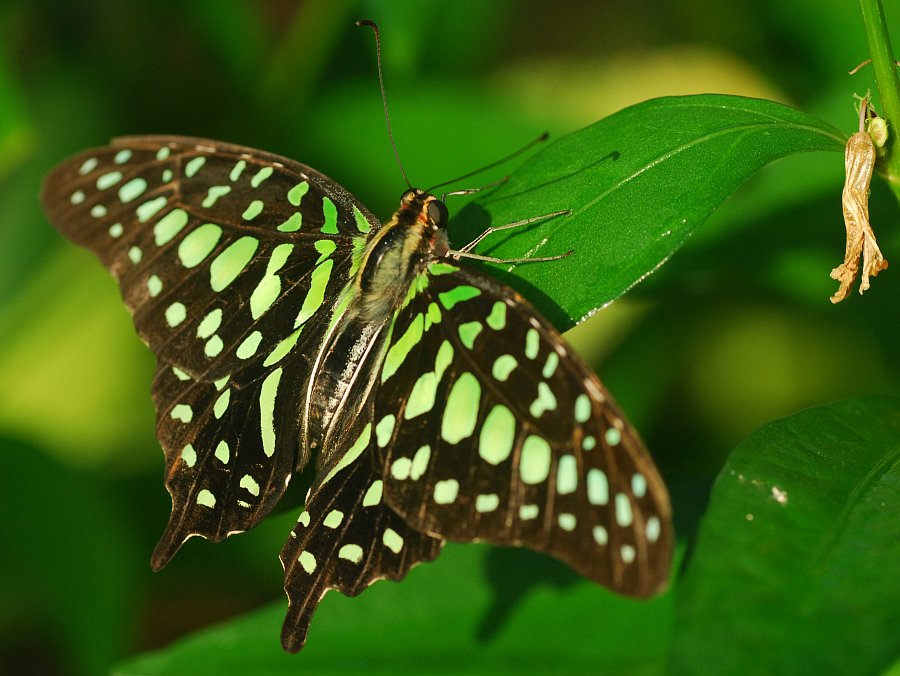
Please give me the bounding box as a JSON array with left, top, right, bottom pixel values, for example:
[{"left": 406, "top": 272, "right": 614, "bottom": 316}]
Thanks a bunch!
[{"left": 41, "top": 124, "right": 672, "bottom": 655}]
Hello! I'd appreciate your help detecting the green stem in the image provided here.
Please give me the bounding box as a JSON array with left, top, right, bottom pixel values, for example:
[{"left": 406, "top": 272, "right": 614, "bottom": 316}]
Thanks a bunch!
[{"left": 858, "top": 0, "right": 900, "bottom": 194}]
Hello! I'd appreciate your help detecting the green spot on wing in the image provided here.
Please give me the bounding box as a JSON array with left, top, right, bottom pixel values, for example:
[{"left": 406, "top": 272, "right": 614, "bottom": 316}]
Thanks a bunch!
[
  {"left": 180, "top": 444, "right": 196, "bottom": 467},
  {"left": 529, "top": 382, "right": 557, "bottom": 418},
  {"left": 79, "top": 157, "right": 98, "bottom": 175},
  {"left": 525, "top": 328, "right": 540, "bottom": 360},
  {"left": 119, "top": 177, "right": 147, "bottom": 203},
  {"left": 204, "top": 335, "right": 224, "bottom": 357},
  {"left": 259, "top": 367, "right": 283, "bottom": 457},
  {"left": 214, "top": 388, "right": 230, "bottom": 419},
  {"left": 179, "top": 223, "right": 222, "bottom": 268},
  {"left": 170, "top": 403, "right": 193, "bottom": 423},
  {"left": 458, "top": 321, "right": 483, "bottom": 349},
  {"left": 153, "top": 208, "right": 189, "bottom": 246},
  {"left": 486, "top": 301, "right": 507, "bottom": 330},
  {"left": 575, "top": 393, "right": 591, "bottom": 423},
  {"left": 97, "top": 171, "right": 122, "bottom": 190},
  {"left": 287, "top": 181, "right": 309, "bottom": 206},
  {"left": 185, "top": 156, "right": 206, "bottom": 178},
  {"left": 424, "top": 302, "right": 442, "bottom": 331},
  {"left": 294, "top": 259, "right": 333, "bottom": 327},
  {"left": 354, "top": 206, "right": 372, "bottom": 233},
  {"left": 250, "top": 243, "right": 294, "bottom": 320},
  {"left": 214, "top": 440, "right": 230, "bottom": 463},
  {"left": 520, "top": 435, "right": 551, "bottom": 485},
  {"left": 229, "top": 159, "right": 246, "bottom": 182},
  {"left": 492, "top": 354, "right": 517, "bottom": 382},
  {"left": 263, "top": 328, "right": 302, "bottom": 367},
  {"left": 588, "top": 468, "right": 609, "bottom": 505},
  {"left": 405, "top": 371, "right": 439, "bottom": 419},
  {"left": 147, "top": 275, "right": 163, "bottom": 297},
  {"left": 242, "top": 199, "right": 264, "bottom": 221},
  {"left": 433, "top": 479, "right": 459, "bottom": 504},
  {"left": 240, "top": 474, "right": 261, "bottom": 497},
  {"left": 197, "top": 308, "right": 222, "bottom": 340},
  {"left": 375, "top": 414, "right": 396, "bottom": 448},
  {"left": 321, "top": 197, "right": 339, "bottom": 234},
  {"left": 137, "top": 196, "right": 168, "bottom": 223},
  {"left": 202, "top": 185, "right": 231, "bottom": 208},
  {"left": 438, "top": 285, "right": 481, "bottom": 310},
  {"left": 165, "top": 302, "right": 187, "bottom": 327},
  {"left": 314, "top": 239, "right": 336, "bottom": 262},
  {"left": 277, "top": 213, "right": 302, "bottom": 232},
  {"left": 441, "top": 372, "right": 481, "bottom": 444},
  {"left": 250, "top": 166, "right": 274, "bottom": 187},
  {"left": 615, "top": 493, "right": 633, "bottom": 527},
  {"left": 323, "top": 423, "right": 372, "bottom": 485},
  {"left": 209, "top": 236, "right": 259, "bottom": 292},
  {"left": 542, "top": 352, "right": 560, "bottom": 378},
  {"left": 479, "top": 405, "right": 515, "bottom": 465},
  {"left": 382, "top": 314, "right": 424, "bottom": 383},
  {"left": 236, "top": 330, "right": 263, "bottom": 359},
  {"left": 557, "top": 455, "right": 578, "bottom": 494},
  {"left": 434, "top": 340, "right": 453, "bottom": 380},
  {"left": 428, "top": 262, "right": 459, "bottom": 276}
]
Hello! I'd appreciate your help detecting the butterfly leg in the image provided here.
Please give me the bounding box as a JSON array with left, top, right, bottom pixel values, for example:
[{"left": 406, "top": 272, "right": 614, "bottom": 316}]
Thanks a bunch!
[{"left": 449, "top": 211, "right": 572, "bottom": 264}]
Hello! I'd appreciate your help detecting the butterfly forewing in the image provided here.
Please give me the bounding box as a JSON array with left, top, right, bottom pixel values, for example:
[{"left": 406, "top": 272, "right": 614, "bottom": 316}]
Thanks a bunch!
[
  {"left": 41, "top": 136, "right": 372, "bottom": 379},
  {"left": 376, "top": 263, "right": 673, "bottom": 596},
  {"left": 41, "top": 136, "right": 381, "bottom": 565}
]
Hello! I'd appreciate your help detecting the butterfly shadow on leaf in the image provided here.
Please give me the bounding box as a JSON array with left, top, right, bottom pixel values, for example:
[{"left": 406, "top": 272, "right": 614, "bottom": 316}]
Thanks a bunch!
[{"left": 474, "top": 546, "right": 579, "bottom": 642}]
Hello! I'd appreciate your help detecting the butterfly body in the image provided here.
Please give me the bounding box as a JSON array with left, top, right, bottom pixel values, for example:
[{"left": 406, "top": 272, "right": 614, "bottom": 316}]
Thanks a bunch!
[{"left": 41, "top": 135, "right": 672, "bottom": 653}]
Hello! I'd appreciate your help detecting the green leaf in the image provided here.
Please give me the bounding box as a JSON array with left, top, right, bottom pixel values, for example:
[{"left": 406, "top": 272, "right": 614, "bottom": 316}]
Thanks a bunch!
[
  {"left": 0, "top": 436, "right": 139, "bottom": 676},
  {"left": 671, "top": 397, "right": 900, "bottom": 675},
  {"left": 457, "top": 94, "right": 846, "bottom": 328},
  {"left": 114, "top": 543, "right": 673, "bottom": 674}
]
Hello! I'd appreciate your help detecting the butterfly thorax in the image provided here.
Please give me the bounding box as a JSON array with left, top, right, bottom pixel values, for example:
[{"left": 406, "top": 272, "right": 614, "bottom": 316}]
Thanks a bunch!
[
  {"left": 303, "top": 188, "right": 450, "bottom": 472},
  {"left": 356, "top": 188, "right": 449, "bottom": 323}
]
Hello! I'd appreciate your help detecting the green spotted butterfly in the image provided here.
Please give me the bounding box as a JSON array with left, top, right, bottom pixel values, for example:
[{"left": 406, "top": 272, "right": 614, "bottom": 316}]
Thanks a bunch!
[{"left": 41, "top": 129, "right": 672, "bottom": 652}]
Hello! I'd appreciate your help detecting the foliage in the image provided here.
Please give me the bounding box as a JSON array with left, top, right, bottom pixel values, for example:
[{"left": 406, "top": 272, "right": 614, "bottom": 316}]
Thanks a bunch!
[{"left": 1, "top": 1, "right": 899, "bottom": 674}]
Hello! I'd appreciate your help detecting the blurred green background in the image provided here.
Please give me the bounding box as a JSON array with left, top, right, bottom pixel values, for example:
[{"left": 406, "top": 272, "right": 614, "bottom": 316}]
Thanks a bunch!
[{"left": 2, "top": 1, "right": 899, "bottom": 674}]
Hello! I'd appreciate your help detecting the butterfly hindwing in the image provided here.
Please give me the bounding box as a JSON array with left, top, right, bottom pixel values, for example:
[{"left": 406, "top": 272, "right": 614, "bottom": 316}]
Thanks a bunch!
[
  {"left": 280, "top": 413, "right": 444, "bottom": 653},
  {"left": 149, "top": 356, "right": 309, "bottom": 568},
  {"left": 376, "top": 263, "right": 673, "bottom": 597}
]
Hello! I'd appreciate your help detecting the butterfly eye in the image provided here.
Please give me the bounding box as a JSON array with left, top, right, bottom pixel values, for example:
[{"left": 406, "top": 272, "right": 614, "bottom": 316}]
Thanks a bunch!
[{"left": 427, "top": 199, "right": 448, "bottom": 227}]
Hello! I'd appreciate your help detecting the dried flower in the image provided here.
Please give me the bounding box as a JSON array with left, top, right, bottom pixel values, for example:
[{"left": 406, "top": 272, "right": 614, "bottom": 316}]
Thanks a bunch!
[{"left": 830, "top": 97, "right": 889, "bottom": 303}]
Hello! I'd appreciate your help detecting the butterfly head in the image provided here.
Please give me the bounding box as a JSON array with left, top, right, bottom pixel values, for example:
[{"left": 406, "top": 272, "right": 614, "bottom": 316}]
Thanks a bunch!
[{"left": 396, "top": 188, "right": 450, "bottom": 258}]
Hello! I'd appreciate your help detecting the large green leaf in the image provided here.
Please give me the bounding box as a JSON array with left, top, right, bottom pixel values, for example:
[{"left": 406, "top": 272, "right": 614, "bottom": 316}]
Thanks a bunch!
[
  {"left": 114, "top": 542, "right": 673, "bottom": 674},
  {"left": 456, "top": 94, "right": 845, "bottom": 328},
  {"left": 671, "top": 397, "right": 900, "bottom": 675}
]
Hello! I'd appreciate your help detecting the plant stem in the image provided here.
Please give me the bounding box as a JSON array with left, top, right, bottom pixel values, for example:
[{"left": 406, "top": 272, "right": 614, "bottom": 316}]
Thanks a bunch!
[{"left": 858, "top": 0, "right": 900, "bottom": 193}]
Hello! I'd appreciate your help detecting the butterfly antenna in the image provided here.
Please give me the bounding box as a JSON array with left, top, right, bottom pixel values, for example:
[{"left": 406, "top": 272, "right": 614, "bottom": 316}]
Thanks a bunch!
[
  {"left": 426, "top": 132, "right": 549, "bottom": 193},
  {"left": 356, "top": 19, "right": 413, "bottom": 189}
]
